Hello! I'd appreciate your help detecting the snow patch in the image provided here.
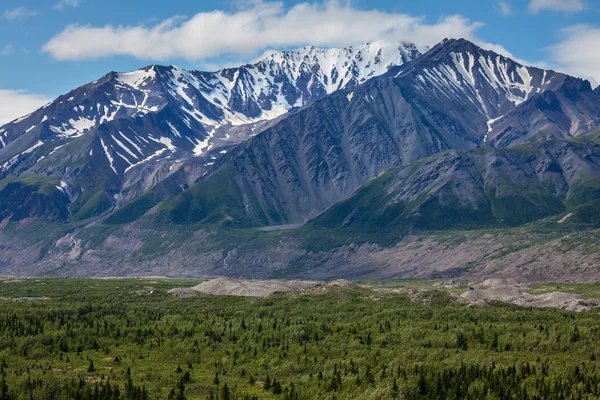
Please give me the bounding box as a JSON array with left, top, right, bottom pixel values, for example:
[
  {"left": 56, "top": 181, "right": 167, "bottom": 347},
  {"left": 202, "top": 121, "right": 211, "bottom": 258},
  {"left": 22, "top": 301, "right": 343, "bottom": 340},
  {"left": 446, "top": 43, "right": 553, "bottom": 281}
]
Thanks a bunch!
[
  {"left": 48, "top": 144, "right": 66, "bottom": 156},
  {"left": 124, "top": 148, "right": 167, "bottom": 174},
  {"left": 484, "top": 116, "right": 503, "bottom": 143},
  {"left": 100, "top": 138, "right": 117, "bottom": 175},
  {"left": 117, "top": 67, "right": 156, "bottom": 89},
  {"left": 148, "top": 136, "right": 176, "bottom": 151},
  {"left": 111, "top": 134, "right": 139, "bottom": 160}
]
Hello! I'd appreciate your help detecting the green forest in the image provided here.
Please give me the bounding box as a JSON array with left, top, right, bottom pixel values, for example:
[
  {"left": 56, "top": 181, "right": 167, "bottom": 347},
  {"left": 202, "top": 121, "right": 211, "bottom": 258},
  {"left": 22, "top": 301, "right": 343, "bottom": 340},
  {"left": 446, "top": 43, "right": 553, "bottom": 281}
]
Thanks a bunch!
[{"left": 1, "top": 279, "right": 600, "bottom": 399}]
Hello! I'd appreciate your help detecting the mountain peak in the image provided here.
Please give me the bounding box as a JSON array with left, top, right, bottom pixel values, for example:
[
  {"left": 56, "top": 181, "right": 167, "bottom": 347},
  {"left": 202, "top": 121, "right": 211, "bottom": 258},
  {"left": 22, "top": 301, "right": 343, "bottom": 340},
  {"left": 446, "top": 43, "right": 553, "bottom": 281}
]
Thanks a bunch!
[
  {"left": 424, "top": 38, "right": 499, "bottom": 63},
  {"left": 253, "top": 40, "right": 426, "bottom": 66},
  {"left": 392, "top": 36, "right": 582, "bottom": 136}
]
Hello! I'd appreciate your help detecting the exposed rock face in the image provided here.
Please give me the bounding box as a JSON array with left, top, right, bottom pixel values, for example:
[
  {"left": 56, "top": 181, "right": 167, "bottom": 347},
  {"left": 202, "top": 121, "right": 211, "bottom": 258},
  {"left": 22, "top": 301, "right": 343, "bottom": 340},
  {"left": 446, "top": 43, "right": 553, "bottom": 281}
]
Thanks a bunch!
[
  {"left": 0, "top": 42, "right": 423, "bottom": 223},
  {"left": 2, "top": 39, "right": 600, "bottom": 226},
  {"left": 1, "top": 39, "right": 600, "bottom": 279},
  {"left": 489, "top": 78, "right": 600, "bottom": 147},
  {"left": 0, "top": 180, "right": 69, "bottom": 222}
]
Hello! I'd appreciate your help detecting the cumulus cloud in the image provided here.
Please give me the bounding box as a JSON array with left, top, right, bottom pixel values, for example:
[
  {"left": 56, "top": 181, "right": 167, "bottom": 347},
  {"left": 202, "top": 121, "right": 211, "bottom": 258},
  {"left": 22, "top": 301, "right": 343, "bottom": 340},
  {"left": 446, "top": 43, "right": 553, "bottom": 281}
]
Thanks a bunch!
[
  {"left": 43, "top": 0, "right": 492, "bottom": 62},
  {"left": 548, "top": 25, "right": 600, "bottom": 86},
  {"left": 2, "top": 7, "right": 38, "bottom": 20},
  {"left": 54, "top": 0, "right": 81, "bottom": 10},
  {"left": 529, "top": 0, "right": 584, "bottom": 13},
  {"left": 0, "top": 90, "right": 52, "bottom": 125}
]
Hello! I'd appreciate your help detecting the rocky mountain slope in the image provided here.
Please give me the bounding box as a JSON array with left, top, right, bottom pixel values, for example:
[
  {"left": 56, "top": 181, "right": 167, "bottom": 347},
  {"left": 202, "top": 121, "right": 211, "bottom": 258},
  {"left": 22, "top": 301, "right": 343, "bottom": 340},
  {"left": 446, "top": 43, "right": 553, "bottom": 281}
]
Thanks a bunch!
[
  {"left": 0, "top": 41, "right": 423, "bottom": 223},
  {"left": 2, "top": 135, "right": 600, "bottom": 281},
  {"left": 313, "top": 133, "right": 600, "bottom": 230},
  {"left": 137, "top": 39, "right": 600, "bottom": 227}
]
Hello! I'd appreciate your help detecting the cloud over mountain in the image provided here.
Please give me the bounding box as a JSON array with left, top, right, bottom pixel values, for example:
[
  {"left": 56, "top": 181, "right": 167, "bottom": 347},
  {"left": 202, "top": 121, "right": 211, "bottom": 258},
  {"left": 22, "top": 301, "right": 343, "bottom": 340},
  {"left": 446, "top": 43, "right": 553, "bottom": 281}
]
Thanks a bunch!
[
  {"left": 0, "top": 90, "right": 51, "bottom": 125},
  {"left": 549, "top": 25, "right": 600, "bottom": 86},
  {"left": 43, "top": 0, "right": 487, "bottom": 62}
]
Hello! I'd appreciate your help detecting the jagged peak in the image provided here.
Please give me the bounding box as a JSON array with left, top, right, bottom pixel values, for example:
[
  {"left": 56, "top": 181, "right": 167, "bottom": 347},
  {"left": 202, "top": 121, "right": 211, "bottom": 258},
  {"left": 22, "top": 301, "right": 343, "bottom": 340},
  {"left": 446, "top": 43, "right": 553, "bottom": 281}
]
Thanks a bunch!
[
  {"left": 420, "top": 38, "right": 513, "bottom": 65},
  {"left": 254, "top": 40, "right": 426, "bottom": 63}
]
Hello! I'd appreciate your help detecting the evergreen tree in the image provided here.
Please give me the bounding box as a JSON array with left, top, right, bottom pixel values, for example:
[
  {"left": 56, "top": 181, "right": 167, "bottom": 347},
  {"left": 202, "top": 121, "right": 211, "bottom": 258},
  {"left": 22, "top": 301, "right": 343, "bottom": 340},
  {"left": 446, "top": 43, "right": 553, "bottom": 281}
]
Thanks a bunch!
[
  {"left": 88, "top": 359, "right": 95, "bottom": 373},
  {"left": 219, "top": 383, "right": 230, "bottom": 400}
]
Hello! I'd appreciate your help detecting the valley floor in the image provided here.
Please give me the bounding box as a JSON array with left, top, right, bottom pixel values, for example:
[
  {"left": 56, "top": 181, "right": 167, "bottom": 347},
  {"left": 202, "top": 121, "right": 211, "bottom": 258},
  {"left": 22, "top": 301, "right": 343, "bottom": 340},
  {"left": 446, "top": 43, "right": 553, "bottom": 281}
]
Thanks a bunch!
[
  {"left": 1, "top": 278, "right": 600, "bottom": 399},
  {"left": 3, "top": 221, "right": 600, "bottom": 283}
]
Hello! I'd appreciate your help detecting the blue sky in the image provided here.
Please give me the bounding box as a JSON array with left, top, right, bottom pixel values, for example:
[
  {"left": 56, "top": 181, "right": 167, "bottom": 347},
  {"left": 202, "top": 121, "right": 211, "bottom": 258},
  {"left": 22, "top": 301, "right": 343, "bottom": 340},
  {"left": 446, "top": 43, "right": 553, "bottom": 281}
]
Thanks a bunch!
[{"left": 1, "top": 0, "right": 599, "bottom": 123}]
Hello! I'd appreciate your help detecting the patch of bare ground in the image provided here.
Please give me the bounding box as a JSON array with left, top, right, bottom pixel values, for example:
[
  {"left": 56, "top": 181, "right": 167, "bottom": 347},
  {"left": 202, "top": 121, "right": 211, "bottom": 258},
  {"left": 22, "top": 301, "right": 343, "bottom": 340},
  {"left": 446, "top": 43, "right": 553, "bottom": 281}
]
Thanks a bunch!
[
  {"left": 166, "top": 287, "right": 201, "bottom": 297},
  {"left": 284, "top": 232, "right": 600, "bottom": 282},
  {"left": 191, "top": 278, "right": 324, "bottom": 297},
  {"left": 460, "top": 279, "right": 600, "bottom": 312},
  {"left": 168, "top": 278, "right": 361, "bottom": 297}
]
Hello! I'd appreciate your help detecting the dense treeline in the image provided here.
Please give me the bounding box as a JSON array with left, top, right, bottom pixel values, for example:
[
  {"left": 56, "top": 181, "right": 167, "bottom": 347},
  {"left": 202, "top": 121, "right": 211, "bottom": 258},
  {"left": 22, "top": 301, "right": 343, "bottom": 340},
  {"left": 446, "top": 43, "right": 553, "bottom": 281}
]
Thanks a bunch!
[{"left": 0, "top": 279, "right": 599, "bottom": 399}]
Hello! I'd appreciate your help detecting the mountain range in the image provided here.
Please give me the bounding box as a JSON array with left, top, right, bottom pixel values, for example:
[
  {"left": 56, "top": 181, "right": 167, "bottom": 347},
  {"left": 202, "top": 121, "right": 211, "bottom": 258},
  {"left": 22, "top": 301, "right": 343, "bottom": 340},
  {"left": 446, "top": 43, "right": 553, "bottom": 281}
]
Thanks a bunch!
[{"left": 1, "top": 38, "right": 600, "bottom": 281}]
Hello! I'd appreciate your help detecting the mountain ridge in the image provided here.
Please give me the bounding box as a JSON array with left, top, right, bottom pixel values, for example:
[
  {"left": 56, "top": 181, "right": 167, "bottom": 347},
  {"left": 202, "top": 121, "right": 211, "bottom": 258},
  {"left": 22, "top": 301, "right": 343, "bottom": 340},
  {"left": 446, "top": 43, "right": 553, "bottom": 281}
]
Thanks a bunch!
[
  {"left": 144, "top": 38, "right": 600, "bottom": 227},
  {"left": 0, "top": 40, "right": 425, "bottom": 222}
]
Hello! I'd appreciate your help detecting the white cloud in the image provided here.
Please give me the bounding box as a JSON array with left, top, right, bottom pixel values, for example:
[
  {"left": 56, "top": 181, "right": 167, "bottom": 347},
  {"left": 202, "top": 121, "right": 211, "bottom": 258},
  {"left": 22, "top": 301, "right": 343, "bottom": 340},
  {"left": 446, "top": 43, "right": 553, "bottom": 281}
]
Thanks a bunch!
[
  {"left": 529, "top": 0, "right": 584, "bottom": 13},
  {"left": 54, "top": 0, "right": 81, "bottom": 10},
  {"left": 1, "top": 44, "right": 13, "bottom": 56},
  {"left": 0, "top": 90, "right": 52, "bottom": 125},
  {"left": 2, "top": 7, "right": 38, "bottom": 20},
  {"left": 496, "top": 1, "right": 512, "bottom": 15},
  {"left": 548, "top": 25, "right": 600, "bottom": 87},
  {"left": 43, "top": 0, "right": 489, "bottom": 62}
]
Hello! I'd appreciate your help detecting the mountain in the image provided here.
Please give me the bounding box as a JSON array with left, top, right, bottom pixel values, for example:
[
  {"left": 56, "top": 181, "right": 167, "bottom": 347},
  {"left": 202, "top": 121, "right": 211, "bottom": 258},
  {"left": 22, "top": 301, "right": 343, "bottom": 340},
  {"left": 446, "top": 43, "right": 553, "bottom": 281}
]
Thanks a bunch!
[
  {"left": 2, "top": 38, "right": 600, "bottom": 280},
  {"left": 396, "top": 39, "right": 600, "bottom": 147},
  {"left": 144, "top": 39, "right": 600, "bottom": 227},
  {"left": 0, "top": 41, "right": 424, "bottom": 223},
  {"left": 313, "top": 133, "right": 600, "bottom": 231}
]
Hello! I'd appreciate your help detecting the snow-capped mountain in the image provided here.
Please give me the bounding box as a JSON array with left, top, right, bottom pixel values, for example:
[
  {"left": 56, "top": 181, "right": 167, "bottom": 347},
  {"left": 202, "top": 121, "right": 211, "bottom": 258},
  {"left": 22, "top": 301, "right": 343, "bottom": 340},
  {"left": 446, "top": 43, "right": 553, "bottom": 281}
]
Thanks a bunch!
[
  {"left": 147, "top": 39, "right": 600, "bottom": 227},
  {"left": 0, "top": 41, "right": 424, "bottom": 155},
  {"left": 2, "top": 38, "right": 600, "bottom": 277},
  {"left": 0, "top": 41, "right": 424, "bottom": 222},
  {"left": 398, "top": 38, "right": 600, "bottom": 146}
]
